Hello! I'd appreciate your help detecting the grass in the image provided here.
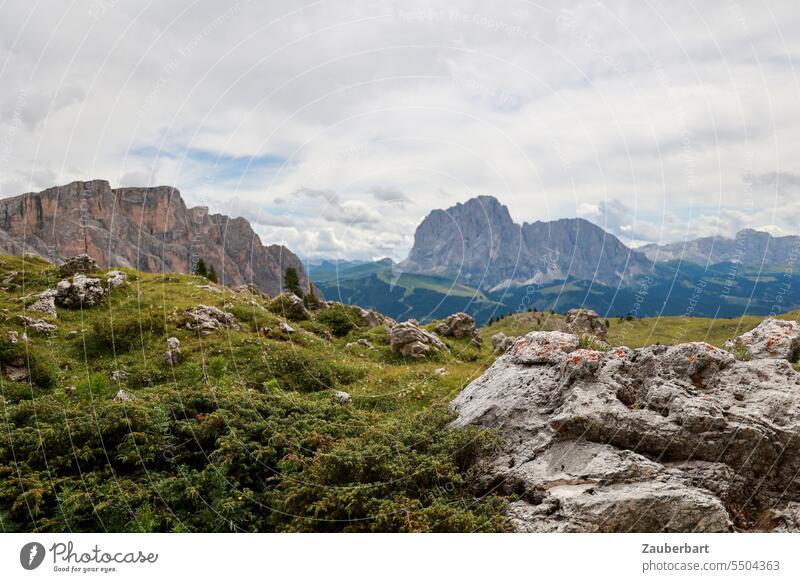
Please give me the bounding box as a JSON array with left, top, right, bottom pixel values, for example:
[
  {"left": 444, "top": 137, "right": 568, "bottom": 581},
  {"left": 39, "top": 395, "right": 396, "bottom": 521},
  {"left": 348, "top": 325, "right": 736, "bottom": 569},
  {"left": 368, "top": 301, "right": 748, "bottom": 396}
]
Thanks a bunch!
[{"left": 0, "top": 256, "right": 506, "bottom": 533}]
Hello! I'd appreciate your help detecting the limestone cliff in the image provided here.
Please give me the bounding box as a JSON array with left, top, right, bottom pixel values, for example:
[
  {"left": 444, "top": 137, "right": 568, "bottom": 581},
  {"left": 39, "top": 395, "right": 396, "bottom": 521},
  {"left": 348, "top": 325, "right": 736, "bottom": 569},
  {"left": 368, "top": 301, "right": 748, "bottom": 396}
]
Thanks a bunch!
[{"left": 0, "top": 180, "right": 308, "bottom": 296}]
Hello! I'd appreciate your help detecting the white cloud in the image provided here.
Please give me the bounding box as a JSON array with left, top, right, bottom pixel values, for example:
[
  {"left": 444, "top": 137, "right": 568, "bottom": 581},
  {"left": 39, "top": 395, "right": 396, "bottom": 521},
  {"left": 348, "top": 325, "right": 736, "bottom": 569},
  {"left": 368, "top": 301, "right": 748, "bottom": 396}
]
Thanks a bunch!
[{"left": 0, "top": 0, "right": 798, "bottom": 258}]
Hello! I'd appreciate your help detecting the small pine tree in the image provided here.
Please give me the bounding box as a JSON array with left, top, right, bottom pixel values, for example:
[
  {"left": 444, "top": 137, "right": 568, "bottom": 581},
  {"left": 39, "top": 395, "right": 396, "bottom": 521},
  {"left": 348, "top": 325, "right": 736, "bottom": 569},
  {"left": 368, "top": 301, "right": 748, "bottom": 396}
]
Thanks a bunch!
[
  {"left": 208, "top": 264, "right": 218, "bottom": 283},
  {"left": 194, "top": 257, "right": 208, "bottom": 278},
  {"left": 284, "top": 267, "right": 303, "bottom": 298}
]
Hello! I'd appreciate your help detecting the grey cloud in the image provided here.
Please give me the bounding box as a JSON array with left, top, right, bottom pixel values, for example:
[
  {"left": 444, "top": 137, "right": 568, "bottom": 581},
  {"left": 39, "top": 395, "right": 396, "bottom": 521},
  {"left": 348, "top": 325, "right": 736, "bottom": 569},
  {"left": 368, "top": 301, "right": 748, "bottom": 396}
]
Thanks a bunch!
[{"left": 369, "top": 186, "right": 410, "bottom": 204}]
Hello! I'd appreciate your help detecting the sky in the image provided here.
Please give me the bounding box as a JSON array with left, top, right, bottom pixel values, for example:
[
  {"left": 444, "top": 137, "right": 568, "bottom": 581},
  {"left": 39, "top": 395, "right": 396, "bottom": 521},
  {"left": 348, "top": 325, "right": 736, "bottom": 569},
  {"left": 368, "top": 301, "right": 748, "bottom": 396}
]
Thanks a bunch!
[{"left": 1, "top": 0, "right": 799, "bottom": 260}]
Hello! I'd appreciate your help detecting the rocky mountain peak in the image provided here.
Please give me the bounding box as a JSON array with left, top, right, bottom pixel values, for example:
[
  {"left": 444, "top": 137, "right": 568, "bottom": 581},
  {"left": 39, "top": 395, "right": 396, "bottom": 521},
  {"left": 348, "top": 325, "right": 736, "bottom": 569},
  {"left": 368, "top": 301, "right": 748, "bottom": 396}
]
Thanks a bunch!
[
  {"left": 0, "top": 180, "right": 308, "bottom": 297},
  {"left": 402, "top": 196, "right": 652, "bottom": 290}
]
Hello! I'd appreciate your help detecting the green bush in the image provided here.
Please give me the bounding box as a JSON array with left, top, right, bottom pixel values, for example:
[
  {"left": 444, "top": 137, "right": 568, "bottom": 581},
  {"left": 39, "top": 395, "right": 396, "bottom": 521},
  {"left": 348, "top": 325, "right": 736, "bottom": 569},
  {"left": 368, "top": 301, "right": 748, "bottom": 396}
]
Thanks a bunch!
[
  {"left": 88, "top": 310, "right": 165, "bottom": 354},
  {"left": 316, "top": 304, "right": 363, "bottom": 337}
]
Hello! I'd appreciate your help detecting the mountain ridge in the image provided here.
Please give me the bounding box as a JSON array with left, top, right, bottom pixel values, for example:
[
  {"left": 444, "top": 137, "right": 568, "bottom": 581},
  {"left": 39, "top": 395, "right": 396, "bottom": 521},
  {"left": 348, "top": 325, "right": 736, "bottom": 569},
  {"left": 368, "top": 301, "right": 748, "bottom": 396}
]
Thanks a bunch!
[{"left": 0, "top": 179, "right": 309, "bottom": 296}]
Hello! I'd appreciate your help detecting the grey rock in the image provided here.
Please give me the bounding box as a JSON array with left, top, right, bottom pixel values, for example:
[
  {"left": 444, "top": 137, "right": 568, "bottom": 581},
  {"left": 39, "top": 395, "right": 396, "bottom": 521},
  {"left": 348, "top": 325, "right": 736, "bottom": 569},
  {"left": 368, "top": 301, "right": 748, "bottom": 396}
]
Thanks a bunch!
[
  {"left": 278, "top": 322, "right": 295, "bottom": 334},
  {"left": 724, "top": 318, "right": 800, "bottom": 360},
  {"left": 59, "top": 254, "right": 98, "bottom": 277},
  {"left": 452, "top": 330, "right": 800, "bottom": 532},
  {"left": 346, "top": 338, "right": 373, "bottom": 349},
  {"left": 28, "top": 288, "right": 58, "bottom": 318},
  {"left": 565, "top": 308, "right": 607, "bottom": 340},
  {"left": 332, "top": 390, "right": 352, "bottom": 405},
  {"left": 106, "top": 270, "right": 128, "bottom": 289},
  {"left": 111, "top": 370, "right": 128, "bottom": 383},
  {"left": 164, "top": 337, "right": 183, "bottom": 365},
  {"left": 267, "top": 292, "right": 310, "bottom": 321},
  {"left": 113, "top": 389, "right": 135, "bottom": 402},
  {"left": 17, "top": 315, "right": 57, "bottom": 334},
  {"left": 491, "top": 332, "right": 517, "bottom": 354},
  {"left": 3, "top": 364, "right": 28, "bottom": 382},
  {"left": 185, "top": 305, "right": 239, "bottom": 334},
  {"left": 55, "top": 274, "right": 106, "bottom": 308},
  {"left": 435, "top": 312, "right": 481, "bottom": 345},
  {"left": 355, "top": 306, "right": 396, "bottom": 328},
  {"left": 389, "top": 321, "right": 448, "bottom": 358}
]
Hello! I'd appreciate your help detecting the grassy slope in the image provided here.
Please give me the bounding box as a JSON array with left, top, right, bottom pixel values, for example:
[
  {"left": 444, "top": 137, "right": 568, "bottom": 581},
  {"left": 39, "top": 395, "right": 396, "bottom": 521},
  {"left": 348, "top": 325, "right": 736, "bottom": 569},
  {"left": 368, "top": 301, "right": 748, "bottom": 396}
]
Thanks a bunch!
[
  {"left": 481, "top": 308, "right": 800, "bottom": 349},
  {"left": 0, "top": 255, "right": 506, "bottom": 533}
]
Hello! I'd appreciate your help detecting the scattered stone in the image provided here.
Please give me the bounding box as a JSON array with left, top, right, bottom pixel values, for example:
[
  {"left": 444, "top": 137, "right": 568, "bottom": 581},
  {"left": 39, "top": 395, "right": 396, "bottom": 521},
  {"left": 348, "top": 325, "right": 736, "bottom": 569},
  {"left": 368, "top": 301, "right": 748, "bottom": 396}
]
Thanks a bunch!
[
  {"left": 1, "top": 270, "right": 18, "bottom": 285},
  {"left": 106, "top": 270, "right": 128, "bottom": 289},
  {"left": 332, "top": 390, "right": 352, "bottom": 405},
  {"left": 491, "top": 332, "right": 517, "bottom": 354},
  {"left": 113, "top": 389, "right": 135, "bottom": 402},
  {"left": 346, "top": 338, "right": 373, "bottom": 349},
  {"left": 17, "top": 315, "right": 57, "bottom": 334},
  {"left": 278, "top": 322, "right": 295, "bottom": 334},
  {"left": 436, "top": 312, "right": 481, "bottom": 345},
  {"left": 59, "top": 254, "right": 98, "bottom": 277},
  {"left": 7, "top": 330, "right": 20, "bottom": 344},
  {"left": 3, "top": 364, "right": 28, "bottom": 382},
  {"left": 55, "top": 274, "right": 106, "bottom": 308},
  {"left": 261, "top": 325, "right": 273, "bottom": 337},
  {"left": 433, "top": 367, "right": 447, "bottom": 376},
  {"left": 111, "top": 370, "right": 128, "bottom": 383},
  {"left": 452, "top": 330, "right": 800, "bottom": 532},
  {"left": 195, "top": 284, "right": 222, "bottom": 294},
  {"left": 565, "top": 308, "right": 608, "bottom": 340},
  {"left": 164, "top": 337, "right": 183, "bottom": 365},
  {"left": 28, "top": 289, "right": 58, "bottom": 318},
  {"left": 267, "top": 292, "right": 310, "bottom": 320},
  {"left": 355, "top": 306, "right": 396, "bottom": 328},
  {"left": 389, "top": 321, "right": 448, "bottom": 358},
  {"left": 185, "top": 305, "right": 240, "bottom": 334},
  {"left": 724, "top": 318, "right": 800, "bottom": 360}
]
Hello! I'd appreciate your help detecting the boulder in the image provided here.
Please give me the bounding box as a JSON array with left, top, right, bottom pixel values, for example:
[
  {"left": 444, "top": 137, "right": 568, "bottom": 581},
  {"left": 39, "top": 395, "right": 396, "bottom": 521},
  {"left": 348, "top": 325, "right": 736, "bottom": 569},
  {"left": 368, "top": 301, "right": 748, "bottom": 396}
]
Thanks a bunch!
[
  {"left": 17, "top": 315, "right": 57, "bottom": 335},
  {"left": 3, "top": 364, "right": 28, "bottom": 382},
  {"left": 106, "top": 270, "right": 128, "bottom": 289},
  {"left": 565, "top": 308, "right": 607, "bottom": 340},
  {"left": 113, "top": 389, "right": 135, "bottom": 402},
  {"left": 435, "top": 312, "right": 481, "bottom": 345},
  {"left": 724, "top": 318, "right": 800, "bottom": 360},
  {"left": 55, "top": 274, "right": 106, "bottom": 308},
  {"left": 28, "top": 289, "right": 58, "bottom": 318},
  {"left": 185, "top": 305, "right": 240, "bottom": 334},
  {"left": 278, "top": 322, "right": 295, "bottom": 334},
  {"left": 452, "top": 330, "right": 800, "bottom": 532},
  {"left": 389, "top": 321, "right": 448, "bottom": 358},
  {"left": 491, "top": 332, "right": 517, "bottom": 354},
  {"left": 59, "top": 254, "right": 98, "bottom": 277},
  {"left": 267, "top": 292, "right": 310, "bottom": 320},
  {"left": 332, "top": 390, "right": 352, "bottom": 405},
  {"left": 355, "top": 306, "right": 396, "bottom": 328},
  {"left": 164, "top": 337, "right": 183, "bottom": 365}
]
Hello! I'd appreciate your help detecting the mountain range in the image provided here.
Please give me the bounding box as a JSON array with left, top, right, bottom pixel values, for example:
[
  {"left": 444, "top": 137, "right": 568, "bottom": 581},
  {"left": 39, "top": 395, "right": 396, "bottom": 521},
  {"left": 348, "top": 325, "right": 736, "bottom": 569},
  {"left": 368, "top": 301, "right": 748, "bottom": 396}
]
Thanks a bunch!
[
  {"left": 3, "top": 181, "right": 800, "bottom": 323},
  {"left": 0, "top": 180, "right": 309, "bottom": 296},
  {"left": 317, "top": 196, "right": 800, "bottom": 323}
]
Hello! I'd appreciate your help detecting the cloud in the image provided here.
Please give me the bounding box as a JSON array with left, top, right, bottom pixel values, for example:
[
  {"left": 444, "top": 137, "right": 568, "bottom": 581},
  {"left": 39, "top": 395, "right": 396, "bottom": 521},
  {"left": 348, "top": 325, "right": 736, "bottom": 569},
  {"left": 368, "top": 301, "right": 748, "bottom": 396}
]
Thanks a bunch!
[
  {"left": 1, "top": 0, "right": 799, "bottom": 259},
  {"left": 369, "top": 186, "right": 410, "bottom": 205}
]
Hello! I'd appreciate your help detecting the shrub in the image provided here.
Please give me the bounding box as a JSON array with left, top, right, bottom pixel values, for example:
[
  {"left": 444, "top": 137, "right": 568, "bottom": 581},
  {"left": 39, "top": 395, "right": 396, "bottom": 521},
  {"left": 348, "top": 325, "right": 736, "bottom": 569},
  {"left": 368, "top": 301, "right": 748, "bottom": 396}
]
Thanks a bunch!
[
  {"left": 88, "top": 310, "right": 165, "bottom": 354},
  {"left": 316, "top": 304, "right": 363, "bottom": 337}
]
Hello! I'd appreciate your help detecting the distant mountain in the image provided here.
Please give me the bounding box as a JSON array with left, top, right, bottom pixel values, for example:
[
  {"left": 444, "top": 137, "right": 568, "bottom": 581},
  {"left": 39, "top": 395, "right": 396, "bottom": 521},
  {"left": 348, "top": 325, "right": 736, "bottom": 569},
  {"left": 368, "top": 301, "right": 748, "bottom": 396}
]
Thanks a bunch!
[
  {"left": 402, "top": 195, "right": 653, "bottom": 290},
  {"left": 639, "top": 229, "right": 800, "bottom": 269},
  {"left": 0, "top": 179, "right": 309, "bottom": 296}
]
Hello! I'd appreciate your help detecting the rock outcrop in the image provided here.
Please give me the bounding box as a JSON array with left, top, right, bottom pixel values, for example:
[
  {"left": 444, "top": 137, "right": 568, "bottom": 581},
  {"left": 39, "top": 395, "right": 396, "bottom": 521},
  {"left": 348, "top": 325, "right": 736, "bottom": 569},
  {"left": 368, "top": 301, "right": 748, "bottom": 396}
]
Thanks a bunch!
[
  {"left": 267, "top": 292, "right": 310, "bottom": 320},
  {"left": 435, "top": 312, "right": 481, "bottom": 345},
  {"left": 491, "top": 332, "right": 516, "bottom": 354},
  {"left": 724, "top": 318, "right": 800, "bottom": 360},
  {"left": 389, "top": 321, "right": 448, "bottom": 358},
  {"left": 28, "top": 289, "right": 58, "bottom": 318},
  {"left": 452, "top": 330, "right": 800, "bottom": 532},
  {"left": 185, "top": 305, "right": 240, "bottom": 334},
  {"left": 55, "top": 274, "right": 106, "bottom": 308},
  {"left": 59, "top": 254, "right": 98, "bottom": 277},
  {"left": 355, "top": 306, "right": 396, "bottom": 328},
  {"left": 0, "top": 180, "right": 310, "bottom": 297},
  {"left": 565, "top": 308, "right": 607, "bottom": 340}
]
